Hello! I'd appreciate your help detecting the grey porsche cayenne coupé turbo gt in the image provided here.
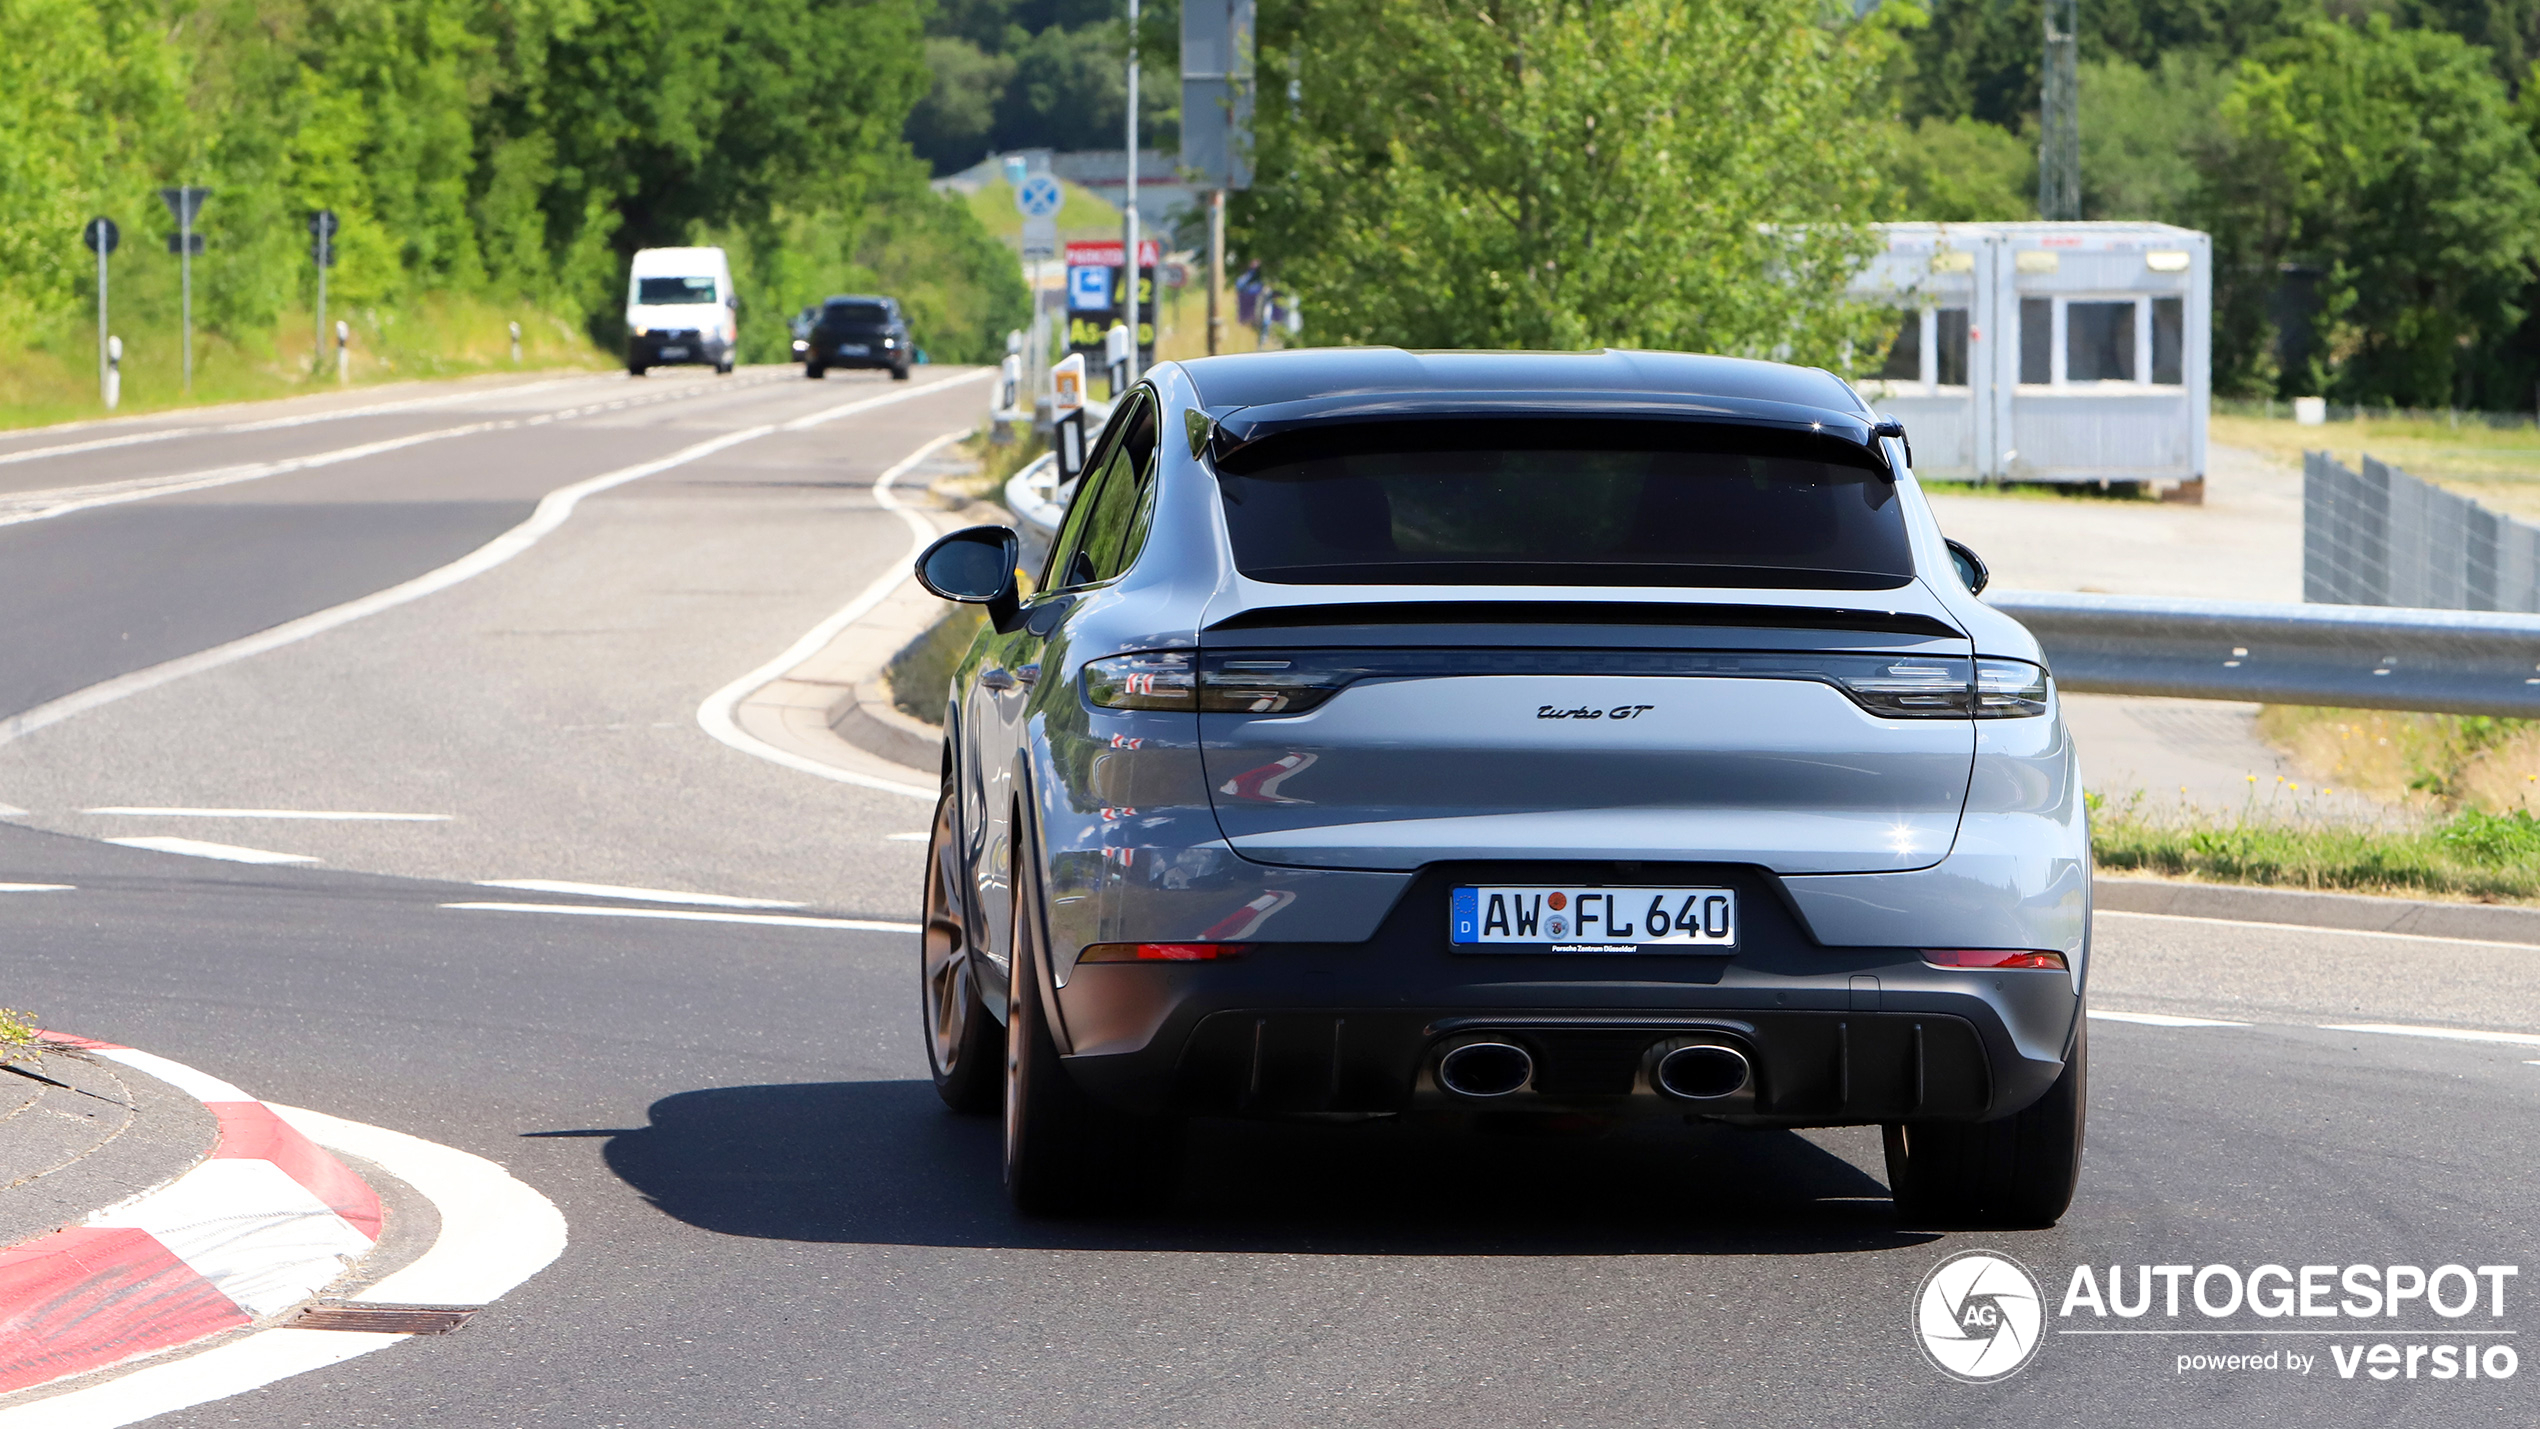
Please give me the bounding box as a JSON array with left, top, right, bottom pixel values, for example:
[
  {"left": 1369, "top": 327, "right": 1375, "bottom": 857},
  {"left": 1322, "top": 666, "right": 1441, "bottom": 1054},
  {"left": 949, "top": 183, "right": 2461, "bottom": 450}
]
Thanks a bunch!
[{"left": 913, "top": 348, "right": 2088, "bottom": 1224}]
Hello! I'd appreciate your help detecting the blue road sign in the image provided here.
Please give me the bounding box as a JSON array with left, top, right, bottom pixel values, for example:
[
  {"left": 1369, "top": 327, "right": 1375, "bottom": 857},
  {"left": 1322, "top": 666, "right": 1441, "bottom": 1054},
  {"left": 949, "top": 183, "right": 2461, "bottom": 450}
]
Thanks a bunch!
[{"left": 1014, "top": 175, "right": 1064, "bottom": 219}]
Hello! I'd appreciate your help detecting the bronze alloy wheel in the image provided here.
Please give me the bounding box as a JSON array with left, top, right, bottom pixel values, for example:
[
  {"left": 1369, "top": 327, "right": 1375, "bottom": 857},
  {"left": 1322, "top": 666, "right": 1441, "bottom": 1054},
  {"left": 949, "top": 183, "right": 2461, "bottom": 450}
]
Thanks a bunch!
[{"left": 921, "top": 779, "right": 1000, "bottom": 1113}]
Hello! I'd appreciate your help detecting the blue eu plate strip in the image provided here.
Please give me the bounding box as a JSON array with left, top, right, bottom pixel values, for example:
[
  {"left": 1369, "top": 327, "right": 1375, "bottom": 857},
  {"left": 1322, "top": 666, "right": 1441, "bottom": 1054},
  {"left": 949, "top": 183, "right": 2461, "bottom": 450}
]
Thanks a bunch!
[{"left": 1450, "top": 887, "right": 1479, "bottom": 944}]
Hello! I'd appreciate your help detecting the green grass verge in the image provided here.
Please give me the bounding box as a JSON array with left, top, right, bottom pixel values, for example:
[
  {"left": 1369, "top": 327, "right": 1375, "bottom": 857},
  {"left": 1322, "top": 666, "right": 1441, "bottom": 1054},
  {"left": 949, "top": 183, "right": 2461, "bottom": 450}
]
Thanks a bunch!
[
  {"left": 0, "top": 1007, "right": 41, "bottom": 1065},
  {"left": 2094, "top": 798, "right": 2540, "bottom": 902}
]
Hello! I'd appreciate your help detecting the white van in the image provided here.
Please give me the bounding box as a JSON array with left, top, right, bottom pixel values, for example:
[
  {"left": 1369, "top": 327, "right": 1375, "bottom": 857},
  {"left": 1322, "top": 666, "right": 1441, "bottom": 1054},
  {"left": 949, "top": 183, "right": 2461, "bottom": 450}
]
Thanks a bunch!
[{"left": 625, "top": 247, "right": 736, "bottom": 375}]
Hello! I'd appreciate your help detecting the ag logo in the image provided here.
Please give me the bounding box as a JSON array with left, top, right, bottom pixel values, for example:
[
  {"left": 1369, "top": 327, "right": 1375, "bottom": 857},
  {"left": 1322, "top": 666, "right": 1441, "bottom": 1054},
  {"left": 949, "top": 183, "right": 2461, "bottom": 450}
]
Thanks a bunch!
[{"left": 1913, "top": 1250, "right": 2045, "bottom": 1383}]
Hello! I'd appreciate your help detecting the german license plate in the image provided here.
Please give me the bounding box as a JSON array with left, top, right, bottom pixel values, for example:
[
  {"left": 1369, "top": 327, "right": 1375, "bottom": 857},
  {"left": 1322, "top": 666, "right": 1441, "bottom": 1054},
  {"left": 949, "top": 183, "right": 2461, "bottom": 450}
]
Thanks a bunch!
[
  {"left": 840, "top": 343, "right": 869, "bottom": 355},
  {"left": 659, "top": 345, "right": 688, "bottom": 359},
  {"left": 1450, "top": 886, "right": 1736, "bottom": 952}
]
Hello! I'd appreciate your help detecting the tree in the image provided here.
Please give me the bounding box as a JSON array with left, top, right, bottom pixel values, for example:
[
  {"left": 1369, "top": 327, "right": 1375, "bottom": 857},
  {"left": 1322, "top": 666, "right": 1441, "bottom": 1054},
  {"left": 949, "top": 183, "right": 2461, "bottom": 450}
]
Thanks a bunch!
[
  {"left": 1239, "top": 0, "right": 1898, "bottom": 359},
  {"left": 2204, "top": 17, "right": 2540, "bottom": 403}
]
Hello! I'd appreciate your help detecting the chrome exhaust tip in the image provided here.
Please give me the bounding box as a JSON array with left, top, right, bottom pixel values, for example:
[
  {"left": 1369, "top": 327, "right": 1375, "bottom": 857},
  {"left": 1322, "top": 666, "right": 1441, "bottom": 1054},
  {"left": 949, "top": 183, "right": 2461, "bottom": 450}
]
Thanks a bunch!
[
  {"left": 1653, "top": 1043, "right": 1751, "bottom": 1101},
  {"left": 1436, "top": 1040, "right": 1534, "bottom": 1098}
]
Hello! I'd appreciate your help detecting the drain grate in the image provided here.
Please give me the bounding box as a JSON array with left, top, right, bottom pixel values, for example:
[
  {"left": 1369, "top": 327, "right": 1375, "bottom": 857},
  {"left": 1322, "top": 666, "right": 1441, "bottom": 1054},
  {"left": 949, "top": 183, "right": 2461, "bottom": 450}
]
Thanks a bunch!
[{"left": 289, "top": 1302, "right": 482, "bottom": 1334}]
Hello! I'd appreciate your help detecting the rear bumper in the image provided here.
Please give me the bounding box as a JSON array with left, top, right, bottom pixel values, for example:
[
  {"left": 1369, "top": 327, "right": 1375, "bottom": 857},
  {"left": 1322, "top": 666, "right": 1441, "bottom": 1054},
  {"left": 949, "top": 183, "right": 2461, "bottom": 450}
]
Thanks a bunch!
[
  {"left": 630, "top": 332, "right": 728, "bottom": 365},
  {"left": 1052, "top": 861, "right": 2080, "bottom": 1126}
]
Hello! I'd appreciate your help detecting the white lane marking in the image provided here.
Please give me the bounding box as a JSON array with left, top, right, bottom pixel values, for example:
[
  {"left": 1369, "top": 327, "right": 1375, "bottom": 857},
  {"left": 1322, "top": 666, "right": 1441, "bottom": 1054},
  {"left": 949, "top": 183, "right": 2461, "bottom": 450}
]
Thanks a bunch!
[
  {"left": 475, "top": 878, "right": 803, "bottom": 909},
  {"left": 2095, "top": 907, "right": 2540, "bottom": 952},
  {"left": 442, "top": 901, "right": 918, "bottom": 933},
  {"left": 0, "top": 882, "right": 73, "bottom": 892},
  {"left": 0, "top": 372, "right": 987, "bottom": 755},
  {"left": 0, "top": 369, "right": 796, "bottom": 531},
  {"left": 693, "top": 427, "right": 975, "bottom": 802},
  {"left": 2088, "top": 1009, "right": 2252, "bottom": 1028},
  {"left": 0, "top": 377, "right": 591, "bottom": 468},
  {"left": 103, "top": 836, "right": 319, "bottom": 865},
  {"left": 0, "top": 803, "right": 27, "bottom": 817},
  {"left": 2320, "top": 1022, "right": 2540, "bottom": 1049},
  {"left": 884, "top": 831, "right": 929, "bottom": 841},
  {"left": 84, "top": 807, "right": 451, "bottom": 821},
  {"left": 0, "top": 1103, "right": 567, "bottom": 1429}
]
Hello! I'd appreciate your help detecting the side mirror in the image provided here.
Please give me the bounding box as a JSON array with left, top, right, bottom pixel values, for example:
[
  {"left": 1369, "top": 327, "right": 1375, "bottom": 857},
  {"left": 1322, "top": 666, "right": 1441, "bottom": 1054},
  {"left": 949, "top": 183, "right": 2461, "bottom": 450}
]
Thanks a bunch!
[
  {"left": 1945, "top": 538, "right": 1989, "bottom": 596},
  {"left": 916, "top": 525, "right": 1023, "bottom": 632}
]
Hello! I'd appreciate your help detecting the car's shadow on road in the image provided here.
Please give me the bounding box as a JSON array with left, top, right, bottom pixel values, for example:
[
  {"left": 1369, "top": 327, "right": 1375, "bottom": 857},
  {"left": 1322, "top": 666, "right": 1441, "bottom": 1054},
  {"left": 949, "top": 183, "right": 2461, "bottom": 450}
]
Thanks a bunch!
[{"left": 550, "top": 1079, "right": 1934, "bottom": 1254}]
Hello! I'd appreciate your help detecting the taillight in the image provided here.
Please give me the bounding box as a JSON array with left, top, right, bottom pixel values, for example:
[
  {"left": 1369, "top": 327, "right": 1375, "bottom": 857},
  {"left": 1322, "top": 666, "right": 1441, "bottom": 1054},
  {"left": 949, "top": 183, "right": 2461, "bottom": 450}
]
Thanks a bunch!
[
  {"left": 1974, "top": 658, "right": 2050, "bottom": 718},
  {"left": 1829, "top": 660, "right": 1972, "bottom": 716},
  {"left": 1081, "top": 650, "right": 2049, "bottom": 720},
  {"left": 1077, "top": 942, "right": 1252, "bottom": 962},
  {"left": 1923, "top": 949, "right": 2067, "bottom": 970},
  {"left": 1083, "top": 651, "right": 1195, "bottom": 709}
]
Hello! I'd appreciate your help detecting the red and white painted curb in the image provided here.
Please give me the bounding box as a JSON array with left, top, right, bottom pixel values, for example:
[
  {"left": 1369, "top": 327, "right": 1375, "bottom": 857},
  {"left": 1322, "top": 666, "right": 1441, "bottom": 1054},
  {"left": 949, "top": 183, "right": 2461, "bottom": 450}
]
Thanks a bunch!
[
  {"left": 0, "top": 1034, "right": 380, "bottom": 1395},
  {"left": 0, "top": 1037, "right": 566, "bottom": 1428}
]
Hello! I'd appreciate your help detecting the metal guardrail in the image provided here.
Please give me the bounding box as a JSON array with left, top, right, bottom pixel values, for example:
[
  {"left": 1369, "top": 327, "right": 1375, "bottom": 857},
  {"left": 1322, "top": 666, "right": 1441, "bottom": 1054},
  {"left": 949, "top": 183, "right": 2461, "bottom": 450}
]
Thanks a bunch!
[{"left": 1992, "top": 590, "right": 2540, "bottom": 717}]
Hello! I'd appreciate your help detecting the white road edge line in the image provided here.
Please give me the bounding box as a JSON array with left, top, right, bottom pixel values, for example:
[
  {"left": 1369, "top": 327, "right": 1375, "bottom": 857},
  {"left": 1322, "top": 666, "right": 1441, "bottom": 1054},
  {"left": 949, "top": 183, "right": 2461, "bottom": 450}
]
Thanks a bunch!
[
  {"left": 443, "top": 901, "right": 918, "bottom": 933},
  {"left": 101, "top": 836, "right": 319, "bottom": 865},
  {"left": 693, "top": 427, "right": 973, "bottom": 802},
  {"left": 475, "top": 878, "right": 803, "bottom": 909},
  {"left": 0, "top": 372, "right": 988, "bottom": 753},
  {"left": 2095, "top": 907, "right": 2540, "bottom": 952},
  {"left": 84, "top": 808, "right": 452, "bottom": 821},
  {"left": 0, "top": 883, "right": 74, "bottom": 892},
  {"left": 2087, "top": 1009, "right": 2252, "bottom": 1028},
  {"left": 0, "top": 368, "right": 797, "bottom": 531},
  {"left": 0, "top": 1103, "right": 568, "bottom": 1429},
  {"left": 2319, "top": 1022, "right": 2540, "bottom": 1049},
  {"left": 0, "top": 376, "right": 591, "bottom": 468}
]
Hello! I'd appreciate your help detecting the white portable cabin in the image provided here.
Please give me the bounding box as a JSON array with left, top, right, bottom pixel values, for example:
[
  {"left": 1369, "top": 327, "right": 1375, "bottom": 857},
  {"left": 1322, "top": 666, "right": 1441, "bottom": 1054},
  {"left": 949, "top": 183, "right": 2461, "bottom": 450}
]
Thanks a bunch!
[{"left": 1852, "top": 221, "right": 2211, "bottom": 489}]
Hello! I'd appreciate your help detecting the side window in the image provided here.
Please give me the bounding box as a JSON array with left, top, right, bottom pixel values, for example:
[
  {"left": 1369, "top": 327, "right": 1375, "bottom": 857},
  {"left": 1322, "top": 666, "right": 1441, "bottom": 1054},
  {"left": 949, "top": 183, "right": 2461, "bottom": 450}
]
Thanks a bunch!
[
  {"left": 1041, "top": 401, "right": 1143, "bottom": 588},
  {"left": 1041, "top": 393, "right": 1151, "bottom": 590},
  {"left": 1080, "top": 398, "right": 1162, "bottom": 583}
]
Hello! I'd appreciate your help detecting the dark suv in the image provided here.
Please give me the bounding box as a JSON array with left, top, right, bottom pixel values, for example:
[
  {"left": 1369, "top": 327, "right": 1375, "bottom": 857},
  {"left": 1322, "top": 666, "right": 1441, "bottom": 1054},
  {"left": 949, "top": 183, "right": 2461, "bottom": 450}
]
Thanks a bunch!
[{"left": 805, "top": 295, "right": 912, "bottom": 381}]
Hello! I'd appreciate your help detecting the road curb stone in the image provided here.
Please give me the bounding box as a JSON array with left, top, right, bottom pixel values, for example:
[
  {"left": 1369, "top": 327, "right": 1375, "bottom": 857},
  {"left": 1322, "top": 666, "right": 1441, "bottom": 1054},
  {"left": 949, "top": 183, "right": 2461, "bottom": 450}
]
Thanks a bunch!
[
  {"left": 2096, "top": 875, "right": 2540, "bottom": 945},
  {"left": 0, "top": 1035, "right": 383, "bottom": 1399}
]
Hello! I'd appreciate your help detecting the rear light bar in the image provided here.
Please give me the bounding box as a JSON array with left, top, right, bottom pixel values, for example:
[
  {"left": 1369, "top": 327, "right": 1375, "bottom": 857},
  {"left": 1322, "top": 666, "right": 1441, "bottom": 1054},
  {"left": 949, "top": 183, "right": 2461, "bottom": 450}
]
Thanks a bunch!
[
  {"left": 1081, "top": 651, "right": 2051, "bottom": 719},
  {"left": 1923, "top": 949, "right": 2068, "bottom": 971},
  {"left": 1077, "top": 942, "right": 1252, "bottom": 963}
]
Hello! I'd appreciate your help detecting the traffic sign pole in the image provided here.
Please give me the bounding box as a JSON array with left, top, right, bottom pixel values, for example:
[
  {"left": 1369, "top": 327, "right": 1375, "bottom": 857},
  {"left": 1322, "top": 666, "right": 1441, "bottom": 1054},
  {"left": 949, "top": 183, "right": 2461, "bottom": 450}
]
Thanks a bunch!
[
  {"left": 96, "top": 230, "right": 108, "bottom": 404},
  {"left": 160, "top": 187, "right": 210, "bottom": 393},
  {"left": 181, "top": 197, "right": 192, "bottom": 391},
  {"left": 316, "top": 224, "right": 328, "bottom": 374},
  {"left": 1124, "top": 0, "right": 1141, "bottom": 389}
]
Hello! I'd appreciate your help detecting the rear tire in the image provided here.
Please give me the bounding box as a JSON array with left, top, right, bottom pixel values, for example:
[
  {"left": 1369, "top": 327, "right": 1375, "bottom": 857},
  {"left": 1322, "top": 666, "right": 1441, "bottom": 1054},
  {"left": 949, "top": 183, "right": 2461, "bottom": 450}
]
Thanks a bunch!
[
  {"left": 805, "top": 362, "right": 826, "bottom": 380},
  {"left": 921, "top": 778, "right": 1001, "bottom": 1114},
  {"left": 1003, "top": 803, "right": 1176, "bottom": 1215},
  {"left": 627, "top": 362, "right": 646, "bottom": 377},
  {"left": 891, "top": 363, "right": 911, "bottom": 381},
  {"left": 1885, "top": 1019, "right": 2085, "bottom": 1229}
]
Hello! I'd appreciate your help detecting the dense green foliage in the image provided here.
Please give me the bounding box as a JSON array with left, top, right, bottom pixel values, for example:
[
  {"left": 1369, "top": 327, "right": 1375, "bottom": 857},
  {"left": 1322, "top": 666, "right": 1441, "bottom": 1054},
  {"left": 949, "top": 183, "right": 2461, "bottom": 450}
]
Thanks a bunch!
[
  {"left": 1235, "top": 0, "right": 1898, "bottom": 360},
  {"left": 905, "top": 0, "right": 1178, "bottom": 173},
  {"left": 1890, "top": 0, "right": 2540, "bottom": 407},
  {"left": 2, "top": 0, "right": 1027, "bottom": 393}
]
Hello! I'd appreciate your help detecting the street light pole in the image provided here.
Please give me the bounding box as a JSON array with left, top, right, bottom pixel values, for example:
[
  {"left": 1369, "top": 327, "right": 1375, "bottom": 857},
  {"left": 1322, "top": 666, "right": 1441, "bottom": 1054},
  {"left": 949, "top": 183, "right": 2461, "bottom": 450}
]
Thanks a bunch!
[{"left": 1124, "top": 0, "right": 1140, "bottom": 387}]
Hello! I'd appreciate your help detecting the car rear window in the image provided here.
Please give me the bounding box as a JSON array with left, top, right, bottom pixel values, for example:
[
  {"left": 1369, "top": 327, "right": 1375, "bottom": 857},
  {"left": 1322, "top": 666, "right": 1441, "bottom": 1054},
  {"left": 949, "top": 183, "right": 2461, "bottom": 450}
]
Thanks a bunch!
[
  {"left": 638, "top": 276, "right": 717, "bottom": 304},
  {"left": 826, "top": 302, "right": 889, "bottom": 324},
  {"left": 1213, "top": 420, "right": 1912, "bottom": 589}
]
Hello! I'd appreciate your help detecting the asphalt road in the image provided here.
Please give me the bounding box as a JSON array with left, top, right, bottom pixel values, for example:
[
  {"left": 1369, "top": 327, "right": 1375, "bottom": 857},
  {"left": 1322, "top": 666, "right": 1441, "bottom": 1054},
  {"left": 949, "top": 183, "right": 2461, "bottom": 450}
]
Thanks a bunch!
[{"left": 2, "top": 371, "right": 2535, "bottom": 1426}]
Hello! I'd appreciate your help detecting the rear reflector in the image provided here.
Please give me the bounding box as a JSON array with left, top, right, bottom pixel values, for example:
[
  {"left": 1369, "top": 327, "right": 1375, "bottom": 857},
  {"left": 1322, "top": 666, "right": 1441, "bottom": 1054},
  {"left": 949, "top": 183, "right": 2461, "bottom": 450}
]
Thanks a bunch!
[
  {"left": 1923, "top": 949, "right": 2068, "bottom": 971},
  {"left": 1078, "top": 942, "right": 1253, "bottom": 963}
]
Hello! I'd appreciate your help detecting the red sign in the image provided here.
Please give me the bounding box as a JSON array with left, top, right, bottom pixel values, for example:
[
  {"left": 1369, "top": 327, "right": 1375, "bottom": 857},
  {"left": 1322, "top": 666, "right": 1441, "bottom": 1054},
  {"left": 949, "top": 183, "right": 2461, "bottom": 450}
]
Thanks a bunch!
[{"left": 1064, "top": 239, "right": 1163, "bottom": 268}]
